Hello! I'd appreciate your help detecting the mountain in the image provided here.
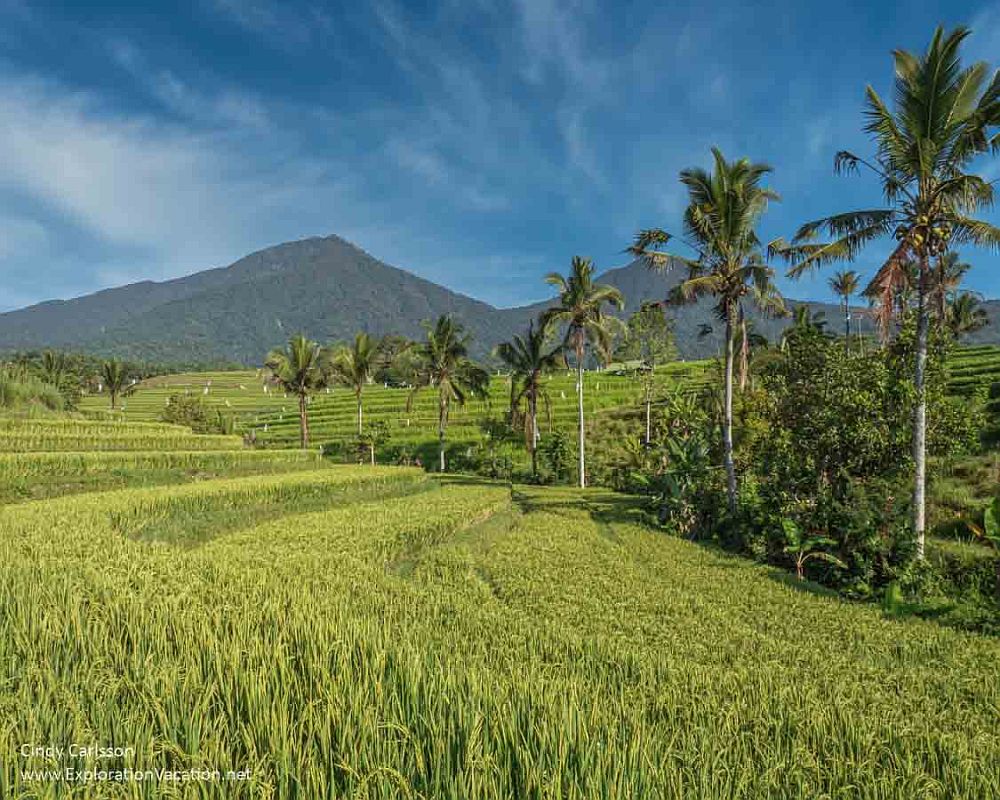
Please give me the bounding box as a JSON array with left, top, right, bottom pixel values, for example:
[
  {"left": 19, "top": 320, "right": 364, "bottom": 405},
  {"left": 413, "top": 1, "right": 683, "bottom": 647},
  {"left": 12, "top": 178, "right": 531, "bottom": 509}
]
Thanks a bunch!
[
  {"left": 0, "top": 236, "right": 523, "bottom": 364},
  {"left": 1, "top": 234, "right": 996, "bottom": 364}
]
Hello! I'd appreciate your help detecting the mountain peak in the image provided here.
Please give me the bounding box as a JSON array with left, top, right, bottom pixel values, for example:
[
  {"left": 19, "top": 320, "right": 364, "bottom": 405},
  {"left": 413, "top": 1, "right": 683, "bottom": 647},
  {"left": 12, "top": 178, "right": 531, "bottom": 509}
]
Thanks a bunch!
[{"left": 0, "top": 234, "right": 996, "bottom": 364}]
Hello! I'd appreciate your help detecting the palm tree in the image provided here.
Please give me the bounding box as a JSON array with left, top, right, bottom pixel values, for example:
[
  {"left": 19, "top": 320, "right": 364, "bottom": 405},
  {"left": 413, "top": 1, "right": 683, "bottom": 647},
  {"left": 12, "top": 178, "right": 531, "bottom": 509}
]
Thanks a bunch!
[
  {"left": 829, "top": 269, "right": 860, "bottom": 345},
  {"left": 264, "top": 333, "right": 327, "bottom": 449},
  {"left": 100, "top": 359, "right": 128, "bottom": 410},
  {"left": 629, "top": 148, "right": 785, "bottom": 512},
  {"left": 947, "top": 291, "right": 989, "bottom": 338},
  {"left": 327, "top": 332, "right": 391, "bottom": 435},
  {"left": 733, "top": 316, "right": 770, "bottom": 390},
  {"left": 494, "top": 319, "right": 565, "bottom": 478},
  {"left": 41, "top": 350, "right": 67, "bottom": 387},
  {"left": 408, "top": 315, "right": 490, "bottom": 472},
  {"left": 929, "top": 251, "right": 972, "bottom": 323},
  {"left": 772, "top": 27, "right": 1000, "bottom": 558},
  {"left": 541, "top": 256, "right": 625, "bottom": 488}
]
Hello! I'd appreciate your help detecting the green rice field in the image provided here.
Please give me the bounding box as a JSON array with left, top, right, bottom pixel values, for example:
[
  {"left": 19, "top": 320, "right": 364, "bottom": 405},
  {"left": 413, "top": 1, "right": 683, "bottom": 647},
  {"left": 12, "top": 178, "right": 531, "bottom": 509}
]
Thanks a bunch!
[
  {"left": 3, "top": 348, "right": 999, "bottom": 797},
  {"left": 77, "top": 362, "right": 712, "bottom": 446},
  {"left": 0, "top": 412, "right": 998, "bottom": 797},
  {"left": 1, "top": 475, "right": 999, "bottom": 796},
  {"left": 77, "top": 346, "right": 1000, "bottom": 456}
]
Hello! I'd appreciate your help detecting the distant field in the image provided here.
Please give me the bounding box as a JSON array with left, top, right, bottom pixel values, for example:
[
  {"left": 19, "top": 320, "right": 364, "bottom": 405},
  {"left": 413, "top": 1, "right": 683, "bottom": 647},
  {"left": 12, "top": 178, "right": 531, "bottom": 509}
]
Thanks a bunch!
[
  {"left": 78, "top": 361, "right": 715, "bottom": 452},
  {"left": 77, "top": 345, "right": 1000, "bottom": 456}
]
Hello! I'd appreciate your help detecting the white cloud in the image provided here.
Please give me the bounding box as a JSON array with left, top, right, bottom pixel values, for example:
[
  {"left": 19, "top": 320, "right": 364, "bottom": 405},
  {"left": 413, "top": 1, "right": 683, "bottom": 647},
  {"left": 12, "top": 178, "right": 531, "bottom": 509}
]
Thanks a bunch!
[
  {"left": 209, "top": 0, "right": 328, "bottom": 46},
  {"left": 0, "top": 71, "right": 385, "bottom": 300},
  {"left": 385, "top": 138, "right": 508, "bottom": 211},
  {"left": 108, "top": 40, "right": 271, "bottom": 130},
  {"left": 557, "top": 107, "right": 606, "bottom": 188}
]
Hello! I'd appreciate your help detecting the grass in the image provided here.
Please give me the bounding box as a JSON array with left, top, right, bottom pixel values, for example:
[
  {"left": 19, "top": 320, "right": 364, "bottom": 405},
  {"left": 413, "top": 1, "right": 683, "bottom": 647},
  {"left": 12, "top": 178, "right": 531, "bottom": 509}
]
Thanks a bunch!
[
  {"left": 0, "top": 449, "right": 327, "bottom": 504},
  {"left": 2, "top": 463, "right": 1000, "bottom": 797},
  {"left": 2, "top": 347, "right": 997, "bottom": 795},
  {"left": 76, "top": 362, "right": 714, "bottom": 453},
  {"left": 75, "top": 345, "right": 1000, "bottom": 461}
]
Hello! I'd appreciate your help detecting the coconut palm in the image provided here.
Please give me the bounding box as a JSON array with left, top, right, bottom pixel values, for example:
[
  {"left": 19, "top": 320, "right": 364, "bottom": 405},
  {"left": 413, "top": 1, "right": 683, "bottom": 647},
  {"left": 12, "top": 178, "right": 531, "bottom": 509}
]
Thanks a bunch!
[
  {"left": 541, "top": 256, "right": 625, "bottom": 488},
  {"left": 929, "top": 251, "right": 972, "bottom": 323},
  {"left": 829, "top": 269, "right": 860, "bottom": 345},
  {"left": 771, "top": 26, "right": 1000, "bottom": 558},
  {"left": 41, "top": 350, "right": 67, "bottom": 387},
  {"left": 733, "top": 315, "right": 770, "bottom": 390},
  {"left": 494, "top": 319, "right": 565, "bottom": 478},
  {"left": 408, "top": 315, "right": 490, "bottom": 472},
  {"left": 100, "top": 359, "right": 129, "bottom": 410},
  {"left": 947, "top": 291, "right": 989, "bottom": 338},
  {"left": 264, "top": 333, "right": 327, "bottom": 449},
  {"left": 327, "top": 332, "right": 391, "bottom": 435},
  {"left": 629, "top": 148, "right": 785, "bottom": 512}
]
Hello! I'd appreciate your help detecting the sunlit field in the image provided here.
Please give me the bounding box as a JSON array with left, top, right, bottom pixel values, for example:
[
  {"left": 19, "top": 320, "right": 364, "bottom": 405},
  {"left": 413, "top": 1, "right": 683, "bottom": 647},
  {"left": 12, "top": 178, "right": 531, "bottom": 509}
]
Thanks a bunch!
[{"left": 1, "top": 414, "right": 998, "bottom": 798}]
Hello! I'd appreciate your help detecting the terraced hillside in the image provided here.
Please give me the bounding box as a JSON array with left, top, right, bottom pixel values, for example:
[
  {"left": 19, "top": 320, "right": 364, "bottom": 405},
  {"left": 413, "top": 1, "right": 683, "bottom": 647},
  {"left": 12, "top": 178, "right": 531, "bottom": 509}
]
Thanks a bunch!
[
  {"left": 78, "top": 361, "right": 714, "bottom": 454},
  {"left": 0, "top": 416, "right": 326, "bottom": 504},
  {"left": 947, "top": 344, "right": 1000, "bottom": 440},
  {"left": 1, "top": 439, "right": 999, "bottom": 797},
  {"left": 77, "top": 345, "right": 999, "bottom": 462}
]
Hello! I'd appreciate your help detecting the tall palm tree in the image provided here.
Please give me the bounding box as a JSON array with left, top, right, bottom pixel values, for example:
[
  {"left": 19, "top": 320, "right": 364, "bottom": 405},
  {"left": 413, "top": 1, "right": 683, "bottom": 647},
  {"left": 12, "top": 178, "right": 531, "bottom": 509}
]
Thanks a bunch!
[
  {"left": 629, "top": 148, "right": 785, "bottom": 512},
  {"left": 947, "top": 291, "right": 989, "bottom": 338},
  {"left": 541, "top": 256, "right": 625, "bottom": 488},
  {"left": 264, "top": 333, "right": 327, "bottom": 449},
  {"left": 41, "top": 350, "right": 67, "bottom": 387},
  {"left": 733, "top": 316, "right": 770, "bottom": 390},
  {"left": 829, "top": 269, "right": 860, "bottom": 344},
  {"left": 408, "top": 315, "right": 490, "bottom": 472},
  {"left": 494, "top": 319, "right": 565, "bottom": 479},
  {"left": 772, "top": 27, "right": 1000, "bottom": 558},
  {"left": 327, "top": 332, "right": 391, "bottom": 435},
  {"left": 100, "top": 359, "right": 128, "bottom": 410},
  {"left": 929, "top": 251, "right": 972, "bottom": 323}
]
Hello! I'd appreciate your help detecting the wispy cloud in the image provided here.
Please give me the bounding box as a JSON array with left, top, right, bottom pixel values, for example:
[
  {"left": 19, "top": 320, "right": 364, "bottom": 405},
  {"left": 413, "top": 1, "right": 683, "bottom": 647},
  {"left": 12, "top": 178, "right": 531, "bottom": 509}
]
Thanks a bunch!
[
  {"left": 209, "top": 0, "right": 335, "bottom": 47},
  {"left": 108, "top": 40, "right": 271, "bottom": 129},
  {"left": 0, "top": 70, "right": 384, "bottom": 306}
]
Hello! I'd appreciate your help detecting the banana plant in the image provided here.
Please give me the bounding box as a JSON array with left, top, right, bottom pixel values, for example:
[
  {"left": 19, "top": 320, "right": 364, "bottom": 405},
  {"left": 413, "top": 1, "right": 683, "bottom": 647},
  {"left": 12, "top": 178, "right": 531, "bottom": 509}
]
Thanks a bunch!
[
  {"left": 781, "top": 519, "right": 846, "bottom": 581},
  {"left": 967, "top": 497, "right": 1000, "bottom": 549}
]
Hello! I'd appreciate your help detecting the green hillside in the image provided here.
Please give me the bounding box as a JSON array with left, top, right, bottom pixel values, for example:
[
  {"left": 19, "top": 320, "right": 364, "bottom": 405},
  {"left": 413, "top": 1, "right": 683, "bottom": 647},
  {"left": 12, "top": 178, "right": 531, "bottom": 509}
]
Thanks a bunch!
[
  {"left": 78, "top": 344, "right": 1000, "bottom": 460},
  {"left": 79, "top": 361, "right": 710, "bottom": 447}
]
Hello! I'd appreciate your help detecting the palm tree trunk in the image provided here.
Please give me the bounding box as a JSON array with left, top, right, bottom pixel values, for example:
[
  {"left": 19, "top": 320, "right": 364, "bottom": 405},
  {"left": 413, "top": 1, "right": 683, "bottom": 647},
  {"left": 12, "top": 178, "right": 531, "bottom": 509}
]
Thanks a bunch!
[
  {"left": 645, "top": 392, "right": 652, "bottom": 446},
  {"left": 913, "top": 264, "right": 930, "bottom": 560},
  {"left": 843, "top": 298, "right": 850, "bottom": 348},
  {"left": 723, "top": 313, "right": 737, "bottom": 514},
  {"left": 738, "top": 315, "right": 748, "bottom": 391},
  {"left": 357, "top": 390, "right": 363, "bottom": 436},
  {"left": 439, "top": 393, "right": 447, "bottom": 473},
  {"left": 530, "top": 391, "right": 539, "bottom": 479},
  {"left": 576, "top": 341, "right": 585, "bottom": 489},
  {"left": 298, "top": 392, "right": 309, "bottom": 449}
]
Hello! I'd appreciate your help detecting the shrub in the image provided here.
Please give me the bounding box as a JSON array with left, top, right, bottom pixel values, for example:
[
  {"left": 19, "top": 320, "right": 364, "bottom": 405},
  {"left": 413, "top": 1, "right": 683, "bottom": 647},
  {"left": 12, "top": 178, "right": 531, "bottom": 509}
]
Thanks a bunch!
[
  {"left": 0, "top": 367, "right": 65, "bottom": 411},
  {"left": 161, "top": 393, "right": 234, "bottom": 435},
  {"left": 537, "top": 430, "right": 572, "bottom": 484}
]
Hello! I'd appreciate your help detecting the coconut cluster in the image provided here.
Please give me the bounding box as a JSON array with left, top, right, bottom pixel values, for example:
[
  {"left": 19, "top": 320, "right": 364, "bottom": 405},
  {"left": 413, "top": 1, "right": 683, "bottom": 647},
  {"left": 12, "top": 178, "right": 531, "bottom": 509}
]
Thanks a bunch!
[{"left": 894, "top": 212, "right": 953, "bottom": 257}]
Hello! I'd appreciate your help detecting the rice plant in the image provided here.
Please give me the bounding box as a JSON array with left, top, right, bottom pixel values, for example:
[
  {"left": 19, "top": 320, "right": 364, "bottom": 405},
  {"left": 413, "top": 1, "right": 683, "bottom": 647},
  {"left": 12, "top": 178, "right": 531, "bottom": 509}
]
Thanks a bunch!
[{"left": 1, "top": 473, "right": 998, "bottom": 798}]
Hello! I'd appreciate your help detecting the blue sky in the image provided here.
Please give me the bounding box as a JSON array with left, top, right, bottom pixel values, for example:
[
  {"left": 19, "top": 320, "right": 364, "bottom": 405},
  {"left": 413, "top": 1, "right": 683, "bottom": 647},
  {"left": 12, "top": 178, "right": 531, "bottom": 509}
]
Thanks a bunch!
[{"left": 1, "top": 0, "right": 999, "bottom": 312}]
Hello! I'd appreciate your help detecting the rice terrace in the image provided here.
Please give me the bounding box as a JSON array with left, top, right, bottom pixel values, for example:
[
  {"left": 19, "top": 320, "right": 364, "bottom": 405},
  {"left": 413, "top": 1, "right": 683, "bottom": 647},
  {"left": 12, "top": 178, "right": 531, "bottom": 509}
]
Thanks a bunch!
[{"left": 2, "top": 4, "right": 1000, "bottom": 799}]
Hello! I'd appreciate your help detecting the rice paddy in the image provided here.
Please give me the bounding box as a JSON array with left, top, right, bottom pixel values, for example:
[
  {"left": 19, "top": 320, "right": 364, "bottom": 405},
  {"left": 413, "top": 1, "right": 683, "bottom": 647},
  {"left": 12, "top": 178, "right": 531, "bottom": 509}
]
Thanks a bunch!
[
  {"left": 76, "top": 361, "right": 714, "bottom": 453},
  {"left": 76, "top": 346, "right": 1000, "bottom": 457},
  {"left": 0, "top": 411, "right": 999, "bottom": 797}
]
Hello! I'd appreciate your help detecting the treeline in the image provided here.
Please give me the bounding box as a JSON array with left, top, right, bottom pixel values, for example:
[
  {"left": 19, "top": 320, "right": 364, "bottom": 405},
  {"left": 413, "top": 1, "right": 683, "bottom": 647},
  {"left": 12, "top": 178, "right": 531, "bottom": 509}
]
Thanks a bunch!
[{"left": 0, "top": 350, "right": 243, "bottom": 412}]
